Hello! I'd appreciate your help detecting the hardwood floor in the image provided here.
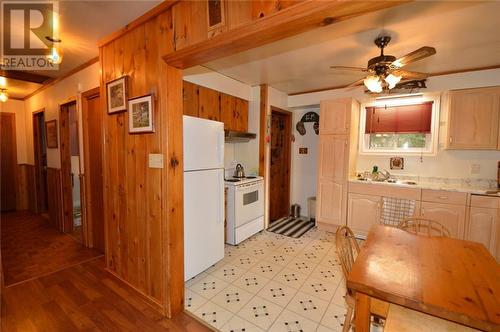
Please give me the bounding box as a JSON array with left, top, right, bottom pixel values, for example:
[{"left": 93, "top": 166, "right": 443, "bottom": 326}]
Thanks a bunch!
[
  {"left": 0, "top": 211, "right": 212, "bottom": 331},
  {"left": 1, "top": 257, "right": 212, "bottom": 331},
  {"left": 1, "top": 212, "right": 101, "bottom": 286}
]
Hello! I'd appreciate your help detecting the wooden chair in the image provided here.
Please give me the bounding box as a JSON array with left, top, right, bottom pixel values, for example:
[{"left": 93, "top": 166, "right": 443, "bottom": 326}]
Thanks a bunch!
[
  {"left": 335, "top": 226, "right": 389, "bottom": 332},
  {"left": 398, "top": 217, "right": 451, "bottom": 237}
]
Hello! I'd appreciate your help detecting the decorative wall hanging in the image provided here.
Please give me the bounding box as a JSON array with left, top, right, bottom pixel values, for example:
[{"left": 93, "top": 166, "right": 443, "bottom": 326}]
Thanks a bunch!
[
  {"left": 106, "top": 76, "right": 128, "bottom": 114},
  {"left": 129, "top": 95, "right": 154, "bottom": 133},
  {"left": 390, "top": 157, "right": 404, "bottom": 170},
  {"left": 296, "top": 111, "right": 319, "bottom": 135},
  {"left": 45, "top": 120, "right": 58, "bottom": 148}
]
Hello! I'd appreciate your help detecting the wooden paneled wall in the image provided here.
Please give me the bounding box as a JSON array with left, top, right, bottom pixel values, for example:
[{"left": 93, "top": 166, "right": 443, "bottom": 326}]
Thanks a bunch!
[
  {"left": 16, "top": 164, "right": 36, "bottom": 212},
  {"left": 46, "top": 168, "right": 64, "bottom": 231},
  {"left": 100, "top": 9, "right": 183, "bottom": 316}
]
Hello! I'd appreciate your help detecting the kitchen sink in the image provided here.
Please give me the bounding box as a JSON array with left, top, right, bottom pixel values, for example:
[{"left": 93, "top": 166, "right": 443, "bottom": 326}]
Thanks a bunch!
[{"left": 357, "top": 177, "right": 418, "bottom": 186}]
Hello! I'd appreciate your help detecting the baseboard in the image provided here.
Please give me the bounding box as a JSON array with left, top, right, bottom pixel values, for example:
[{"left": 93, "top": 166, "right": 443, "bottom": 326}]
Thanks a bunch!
[
  {"left": 104, "top": 267, "right": 166, "bottom": 315},
  {"left": 316, "top": 222, "right": 341, "bottom": 233}
]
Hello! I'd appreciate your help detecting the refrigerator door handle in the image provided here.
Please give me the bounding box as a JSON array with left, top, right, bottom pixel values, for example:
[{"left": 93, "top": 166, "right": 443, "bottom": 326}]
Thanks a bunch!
[
  {"left": 219, "top": 173, "right": 225, "bottom": 224},
  {"left": 217, "top": 130, "right": 224, "bottom": 166}
]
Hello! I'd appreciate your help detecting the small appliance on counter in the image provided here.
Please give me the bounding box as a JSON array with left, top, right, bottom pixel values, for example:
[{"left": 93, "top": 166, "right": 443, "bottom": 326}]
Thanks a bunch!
[{"left": 225, "top": 173, "right": 264, "bottom": 245}]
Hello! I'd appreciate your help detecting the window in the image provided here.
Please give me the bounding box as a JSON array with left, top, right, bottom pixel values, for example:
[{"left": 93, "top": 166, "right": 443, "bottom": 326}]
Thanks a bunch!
[{"left": 360, "top": 94, "right": 439, "bottom": 155}]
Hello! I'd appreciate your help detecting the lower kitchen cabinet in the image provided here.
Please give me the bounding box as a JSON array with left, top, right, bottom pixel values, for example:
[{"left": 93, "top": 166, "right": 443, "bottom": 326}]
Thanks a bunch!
[
  {"left": 466, "top": 207, "right": 498, "bottom": 258},
  {"left": 420, "top": 201, "right": 466, "bottom": 239},
  {"left": 347, "top": 193, "right": 381, "bottom": 237},
  {"left": 317, "top": 181, "right": 343, "bottom": 225}
]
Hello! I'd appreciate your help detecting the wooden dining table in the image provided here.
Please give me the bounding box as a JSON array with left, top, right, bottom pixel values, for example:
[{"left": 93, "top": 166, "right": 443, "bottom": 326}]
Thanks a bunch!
[{"left": 347, "top": 225, "right": 500, "bottom": 332}]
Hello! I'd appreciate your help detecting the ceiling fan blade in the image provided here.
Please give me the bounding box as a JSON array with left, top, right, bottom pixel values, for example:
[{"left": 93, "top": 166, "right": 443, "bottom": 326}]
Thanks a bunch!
[
  {"left": 391, "top": 46, "right": 436, "bottom": 68},
  {"left": 392, "top": 69, "right": 429, "bottom": 80},
  {"left": 345, "top": 78, "right": 365, "bottom": 89},
  {"left": 330, "top": 66, "right": 368, "bottom": 72}
]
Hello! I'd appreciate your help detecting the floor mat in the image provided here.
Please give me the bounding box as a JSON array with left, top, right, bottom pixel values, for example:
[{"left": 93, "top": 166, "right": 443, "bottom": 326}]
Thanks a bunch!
[{"left": 267, "top": 216, "right": 315, "bottom": 238}]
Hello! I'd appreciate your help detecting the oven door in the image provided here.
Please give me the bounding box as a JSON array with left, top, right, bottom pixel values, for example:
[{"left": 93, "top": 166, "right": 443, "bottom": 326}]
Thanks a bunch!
[{"left": 234, "top": 182, "right": 264, "bottom": 227}]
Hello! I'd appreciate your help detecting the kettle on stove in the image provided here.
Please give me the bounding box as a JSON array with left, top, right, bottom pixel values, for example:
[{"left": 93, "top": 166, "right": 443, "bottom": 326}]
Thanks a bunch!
[{"left": 234, "top": 164, "right": 245, "bottom": 178}]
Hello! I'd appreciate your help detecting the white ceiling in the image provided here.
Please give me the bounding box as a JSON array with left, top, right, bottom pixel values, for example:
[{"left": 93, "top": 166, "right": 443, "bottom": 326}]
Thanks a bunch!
[
  {"left": 204, "top": 1, "right": 500, "bottom": 95},
  {"left": 5, "top": 1, "right": 161, "bottom": 98}
]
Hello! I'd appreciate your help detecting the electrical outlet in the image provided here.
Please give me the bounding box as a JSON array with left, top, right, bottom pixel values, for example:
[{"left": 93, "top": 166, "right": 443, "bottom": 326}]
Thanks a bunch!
[{"left": 470, "top": 163, "right": 481, "bottom": 175}]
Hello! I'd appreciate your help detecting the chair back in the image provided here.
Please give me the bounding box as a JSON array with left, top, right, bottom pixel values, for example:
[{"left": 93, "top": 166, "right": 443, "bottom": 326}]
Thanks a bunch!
[
  {"left": 398, "top": 217, "right": 451, "bottom": 237},
  {"left": 335, "top": 226, "right": 360, "bottom": 279}
]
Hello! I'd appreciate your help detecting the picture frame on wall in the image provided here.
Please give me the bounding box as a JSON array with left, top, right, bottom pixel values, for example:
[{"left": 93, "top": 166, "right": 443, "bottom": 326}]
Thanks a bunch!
[
  {"left": 106, "top": 76, "right": 128, "bottom": 114},
  {"left": 128, "top": 95, "right": 154, "bottom": 134},
  {"left": 45, "top": 120, "right": 58, "bottom": 148}
]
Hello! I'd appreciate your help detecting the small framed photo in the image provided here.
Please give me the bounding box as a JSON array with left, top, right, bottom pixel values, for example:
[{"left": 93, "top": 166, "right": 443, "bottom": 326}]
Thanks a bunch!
[
  {"left": 129, "top": 95, "right": 154, "bottom": 134},
  {"left": 45, "top": 120, "right": 58, "bottom": 148},
  {"left": 106, "top": 76, "right": 128, "bottom": 114}
]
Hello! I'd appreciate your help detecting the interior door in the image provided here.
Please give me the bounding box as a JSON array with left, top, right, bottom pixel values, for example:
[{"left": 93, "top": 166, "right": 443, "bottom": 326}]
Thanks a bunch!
[
  {"left": 59, "top": 102, "right": 76, "bottom": 233},
  {"left": 0, "top": 113, "right": 17, "bottom": 211},
  {"left": 33, "top": 112, "right": 48, "bottom": 213},
  {"left": 269, "top": 109, "right": 291, "bottom": 221},
  {"left": 82, "top": 89, "right": 105, "bottom": 251}
]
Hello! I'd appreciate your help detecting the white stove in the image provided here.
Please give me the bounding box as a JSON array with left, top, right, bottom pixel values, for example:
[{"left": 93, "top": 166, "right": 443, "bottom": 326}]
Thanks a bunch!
[{"left": 225, "top": 176, "right": 264, "bottom": 245}]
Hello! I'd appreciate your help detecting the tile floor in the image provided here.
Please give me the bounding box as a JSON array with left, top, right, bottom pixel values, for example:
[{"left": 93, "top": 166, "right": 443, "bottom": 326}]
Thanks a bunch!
[{"left": 185, "top": 227, "right": 354, "bottom": 332}]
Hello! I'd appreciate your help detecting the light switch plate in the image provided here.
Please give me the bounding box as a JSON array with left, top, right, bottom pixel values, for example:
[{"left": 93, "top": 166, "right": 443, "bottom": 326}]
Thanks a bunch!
[{"left": 149, "top": 154, "right": 164, "bottom": 169}]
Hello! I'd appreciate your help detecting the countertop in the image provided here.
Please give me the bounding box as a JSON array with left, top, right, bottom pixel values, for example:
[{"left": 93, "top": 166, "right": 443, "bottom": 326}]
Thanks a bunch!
[{"left": 348, "top": 178, "right": 500, "bottom": 196}]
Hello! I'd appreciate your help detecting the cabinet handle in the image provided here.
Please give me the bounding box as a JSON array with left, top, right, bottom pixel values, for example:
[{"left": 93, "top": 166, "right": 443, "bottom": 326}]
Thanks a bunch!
[
  {"left": 421, "top": 208, "right": 425, "bottom": 215},
  {"left": 449, "top": 137, "right": 453, "bottom": 143},
  {"left": 438, "top": 196, "right": 448, "bottom": 200}
]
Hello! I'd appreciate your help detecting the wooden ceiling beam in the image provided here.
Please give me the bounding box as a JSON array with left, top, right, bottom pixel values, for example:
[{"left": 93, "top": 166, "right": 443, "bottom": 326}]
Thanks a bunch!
[
  {"left": 163, "top": 0, "right": 409, "bottom": 69},
  {"left": 0, "top": 70, "right": 51, "bottom": 84}
]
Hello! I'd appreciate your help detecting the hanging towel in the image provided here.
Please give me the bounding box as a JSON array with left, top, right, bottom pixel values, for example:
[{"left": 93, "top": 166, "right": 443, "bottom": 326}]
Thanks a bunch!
[{"left": 381, "top": 197, "right": 416, "bottom": 226}]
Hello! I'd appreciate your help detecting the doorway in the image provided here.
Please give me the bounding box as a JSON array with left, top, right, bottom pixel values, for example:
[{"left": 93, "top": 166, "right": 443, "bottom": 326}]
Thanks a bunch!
[
  {"left": 59, "top": 101, "right": 82, "bottom": 242},
  {"left": 269, "top": 107, "right": 292, "bottom": 222},
  {"left": 81, "top": 87, "right": 105, "bottom": 252},
  {"left": 0, "top": 113, "right": 18, "bottom": 212},
  {"left": 33, "top": 110, "right": 49, "bottom": 215}
]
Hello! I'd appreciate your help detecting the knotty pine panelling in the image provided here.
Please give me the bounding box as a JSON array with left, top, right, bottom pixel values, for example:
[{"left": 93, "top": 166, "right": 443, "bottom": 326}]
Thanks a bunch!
[
  {"left": 100, "top": 8, "right": 184, "bottom": 316},
  {"left": 16, "top": 164, "right": 36, "bottom": 212}
]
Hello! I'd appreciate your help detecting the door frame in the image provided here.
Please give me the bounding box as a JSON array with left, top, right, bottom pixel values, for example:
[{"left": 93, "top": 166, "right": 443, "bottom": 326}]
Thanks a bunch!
[
  {"left": 59, "top": 100, "right": 78, "bottom": 234},
  {"left": 81, "top": 86, "right": 104, "bottom": 250},
  {"left": 269, "top": 106, "right": 292, "bottom": 221},
  {"left": 32, "top": 109, "right": 48, "bottom": 214}
]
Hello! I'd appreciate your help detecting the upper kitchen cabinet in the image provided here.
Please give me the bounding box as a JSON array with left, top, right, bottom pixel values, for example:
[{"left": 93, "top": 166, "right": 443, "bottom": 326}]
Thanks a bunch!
[
  {"left": 319, "top": 98, "right": 353, "bottom": 135},
  {"left": 172, "top": 1, "right": 208, "bottom": 51},
  {"left": 252, "top": 0, "right": 301, "bottom": 19},
  {"left": 198, "top": 86, "right": 221, "bottom": 122},
  {"left": 316, "top": 98, "right": 360, "bottom": 231},
  {"left": 183, "top": 81, "right": 199, "bottom": 117},
  {"left": 220, "top": 94, "right": 248, "bottom": 132},
  {"left": 182, "top": 81, "right": 249, "bottom": 131},
  {"left": 446, "top": 86, "right": 500, "bottom": 150}
]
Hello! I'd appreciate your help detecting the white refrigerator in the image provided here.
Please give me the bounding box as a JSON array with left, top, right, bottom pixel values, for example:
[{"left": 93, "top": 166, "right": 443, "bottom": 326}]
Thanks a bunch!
[{"left": 183, "top": 116, "right": 225, "bottom": 281}]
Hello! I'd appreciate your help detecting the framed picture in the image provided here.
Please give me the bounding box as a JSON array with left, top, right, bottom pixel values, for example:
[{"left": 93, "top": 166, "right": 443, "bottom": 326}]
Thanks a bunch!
[
  {"left": 129, "top": 95, "right": 154, "bottom": 133},
  {"left": 45, "top": 120, "right": 58, "bottom": 148},
  {"left": 106, "top": 76, "right": 128, "bottom": 114}
]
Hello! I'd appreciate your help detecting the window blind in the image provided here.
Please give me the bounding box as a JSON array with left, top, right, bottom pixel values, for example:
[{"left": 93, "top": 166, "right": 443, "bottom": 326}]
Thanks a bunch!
[{"left": 365, "top": 101, "right": 433, "bottom": 134}]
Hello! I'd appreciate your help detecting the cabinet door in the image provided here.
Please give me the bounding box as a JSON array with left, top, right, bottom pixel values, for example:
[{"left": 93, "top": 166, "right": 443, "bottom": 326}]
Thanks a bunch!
[
  {"left": 467, "top": 207, "right": 497, "bottom": 255},
  {"left": 317, "top": 135, "right": 346, "bottom": 182},
  {"left": 220, "top": 94, "right": 249, "bottom": 132},
  {"left": 420, "top": 202, "right": 466, "bottom": 239},
  {"left": 320, "top": 99, "right": 351, "bottom": 135},
  {"left": 183, "top": 81, "right": 199, "bottom": 117},
  {"left": 317, "top": 181, "right": 343, "bottom": 225},
  {"left": 448, "top": 87, "right": 500, "bottom": 149},
  {"left": 198, "top": 86, "right": 221, "bottom": 121},
  {"left": 347, "top": 193, "right": 381, "bottom": 237}
]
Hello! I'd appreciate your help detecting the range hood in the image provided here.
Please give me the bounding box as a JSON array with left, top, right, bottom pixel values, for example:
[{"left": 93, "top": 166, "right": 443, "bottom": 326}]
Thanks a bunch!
[{"left": 225, "top": 130, "right": 257, "bottom": 143}]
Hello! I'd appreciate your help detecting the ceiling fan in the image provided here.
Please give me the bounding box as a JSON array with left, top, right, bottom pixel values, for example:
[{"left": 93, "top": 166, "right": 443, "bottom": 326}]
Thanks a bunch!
[{"left": 331, "top": 36, "right": 436, "bottom": 93}]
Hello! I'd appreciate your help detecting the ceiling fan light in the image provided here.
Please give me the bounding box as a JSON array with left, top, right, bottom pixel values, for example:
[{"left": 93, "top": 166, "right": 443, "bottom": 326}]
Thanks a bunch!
[
  {"left": 0, "top": 90, "right": 9, "bottom": 103},
  {"left": 364, "top": 75, "right": 382, "bottom": 93},
  {"left": 385, "top": 74, "right": 402, "bottom": 89}
]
